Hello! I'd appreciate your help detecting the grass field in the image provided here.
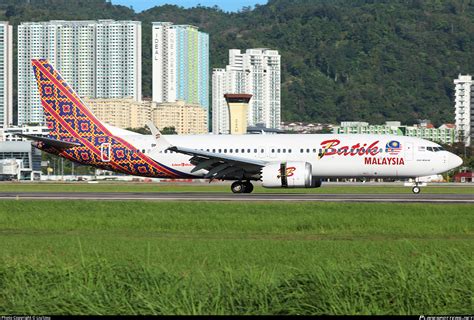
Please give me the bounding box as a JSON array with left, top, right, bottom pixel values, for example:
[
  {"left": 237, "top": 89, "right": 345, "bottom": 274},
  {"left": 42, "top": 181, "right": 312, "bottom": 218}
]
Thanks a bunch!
[
  {"left": 0, "top": 181, "right": 473, "bottom": 194},
  {"left": 0, "top": 200, "right": 472, "bottom": 315}
]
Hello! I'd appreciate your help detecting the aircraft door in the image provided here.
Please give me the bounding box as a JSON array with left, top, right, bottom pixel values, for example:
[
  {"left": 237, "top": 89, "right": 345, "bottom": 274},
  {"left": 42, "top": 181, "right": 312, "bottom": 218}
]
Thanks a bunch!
[
  {"left": 100, "top": 143, "right": 111, "bottom": 162},
  {"left": 405, "top": 142, "right": 414, "bottom": 161}
]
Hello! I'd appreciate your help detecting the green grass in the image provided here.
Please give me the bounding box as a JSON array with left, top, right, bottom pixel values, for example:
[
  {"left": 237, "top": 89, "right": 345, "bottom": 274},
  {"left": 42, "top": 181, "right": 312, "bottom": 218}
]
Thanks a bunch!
[
  {"left": 0, "top": 201, "right": 472, "bottom": 315},
  {"left": 0, "top": 181, "right": 473, "bottom": 193}
]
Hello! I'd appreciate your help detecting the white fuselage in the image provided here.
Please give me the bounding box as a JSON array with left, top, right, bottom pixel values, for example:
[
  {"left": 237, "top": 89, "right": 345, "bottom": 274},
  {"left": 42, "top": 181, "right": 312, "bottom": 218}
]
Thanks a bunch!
[{"left": 116, "top": 131, "right": 462, "bottom": 179}]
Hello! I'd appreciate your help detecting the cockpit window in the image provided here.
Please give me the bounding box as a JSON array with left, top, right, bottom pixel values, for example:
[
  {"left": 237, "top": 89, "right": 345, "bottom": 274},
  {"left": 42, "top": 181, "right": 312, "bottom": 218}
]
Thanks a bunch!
[{"left": 426, "top": 146, "right": 445, "bottom": 152}]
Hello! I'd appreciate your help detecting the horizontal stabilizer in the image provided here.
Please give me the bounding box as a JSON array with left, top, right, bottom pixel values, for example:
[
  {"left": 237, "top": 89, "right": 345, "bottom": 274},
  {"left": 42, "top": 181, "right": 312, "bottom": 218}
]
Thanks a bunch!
[{"left": 17, "top": 134, "right": 81, "bottom": 149}]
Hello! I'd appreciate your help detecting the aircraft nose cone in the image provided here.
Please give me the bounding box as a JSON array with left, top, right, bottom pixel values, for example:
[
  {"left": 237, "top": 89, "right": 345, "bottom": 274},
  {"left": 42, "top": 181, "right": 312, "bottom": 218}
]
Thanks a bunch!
[{"left": 450, "top": 153, "right": 463, "bottom": 169}]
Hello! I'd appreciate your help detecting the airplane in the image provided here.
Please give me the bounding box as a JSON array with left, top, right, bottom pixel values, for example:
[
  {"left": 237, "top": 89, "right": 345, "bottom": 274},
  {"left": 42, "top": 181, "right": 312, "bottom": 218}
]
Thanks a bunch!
[{"left": 20, "top": 59, "right": 463, "bottom": 194}]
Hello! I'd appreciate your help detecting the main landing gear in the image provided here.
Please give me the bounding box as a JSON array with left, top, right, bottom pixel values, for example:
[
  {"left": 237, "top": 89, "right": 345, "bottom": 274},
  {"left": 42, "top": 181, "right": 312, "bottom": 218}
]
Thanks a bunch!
[{"left": 231, "top": 181, "right": 254, "bottom": 193}]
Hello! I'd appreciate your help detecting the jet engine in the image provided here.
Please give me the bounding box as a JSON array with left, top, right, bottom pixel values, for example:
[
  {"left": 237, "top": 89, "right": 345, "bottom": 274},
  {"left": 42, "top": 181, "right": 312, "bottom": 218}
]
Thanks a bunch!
[{"left": 261, "top": 161, "right": 321, "bottom": 188}]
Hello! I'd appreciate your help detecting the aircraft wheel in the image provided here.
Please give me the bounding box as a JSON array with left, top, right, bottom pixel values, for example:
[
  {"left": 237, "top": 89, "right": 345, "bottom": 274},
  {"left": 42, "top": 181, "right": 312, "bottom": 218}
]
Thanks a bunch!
[
  {"left": 231, "top": 181, "right": 244, "bottom": 193},
  {"left": 412, "top": 186, "right": 421, "bottom": 194},
  {"left": 243, "top": 181, "right": 254, "bottom": 193}
]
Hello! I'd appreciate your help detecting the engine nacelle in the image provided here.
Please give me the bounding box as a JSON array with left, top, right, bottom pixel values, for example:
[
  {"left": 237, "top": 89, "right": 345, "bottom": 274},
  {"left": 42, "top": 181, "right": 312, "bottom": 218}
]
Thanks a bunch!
[{"left": 262, "top": 161, "right": 317, "bottom": 188}]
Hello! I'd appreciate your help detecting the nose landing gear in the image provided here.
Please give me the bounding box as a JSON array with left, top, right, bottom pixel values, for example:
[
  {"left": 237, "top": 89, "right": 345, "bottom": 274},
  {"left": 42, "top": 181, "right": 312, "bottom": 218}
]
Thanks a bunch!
[
  {"left": 231, "top": 181, "right": 254, "bottom": 193},
  {"left": 404, "top": 179, "right": 425, "bottom": 194},
  {"left": 412, "top": 185, "right": 421, "bottom": 194}
]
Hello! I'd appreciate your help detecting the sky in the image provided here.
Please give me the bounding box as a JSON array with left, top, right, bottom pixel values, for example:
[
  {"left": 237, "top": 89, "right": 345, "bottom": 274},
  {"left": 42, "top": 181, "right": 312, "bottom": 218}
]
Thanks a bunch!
[{"left": 111, "top": 0, "right": 268, "bottom": 12}]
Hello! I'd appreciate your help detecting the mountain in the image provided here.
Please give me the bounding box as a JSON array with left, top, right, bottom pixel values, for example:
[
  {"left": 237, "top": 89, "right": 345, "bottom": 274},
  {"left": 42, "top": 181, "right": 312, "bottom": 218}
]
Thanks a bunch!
[{"left": 1, "top": 0, "right": 474, "bottom": 125}]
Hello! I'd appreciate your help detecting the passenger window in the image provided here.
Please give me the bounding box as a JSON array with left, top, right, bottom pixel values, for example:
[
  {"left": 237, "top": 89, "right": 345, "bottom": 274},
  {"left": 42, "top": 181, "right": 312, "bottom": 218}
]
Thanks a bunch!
[
  {"left": 312, "top": 148, "right": 317, "bottom": 153},
  {"left": 261, "top": 149, "right": 264, "bottom": 153},
  {"left": 218, "top": 149, "right": 221, "bottom": 153},
  {"left": 212, "top": 149, "right": 216, "bottom": 153},
  {"left": 277, "top": 148, "right": 281, "bottom": 153},
  {"left": 427, "top": 147, "right": 433, "bottom": 152},
  {"left": 283, "top": 149, "right": 286, "bottom": 153},
  {"left": 306, "top": 149, "right": 310, "bottom": 153},
  {"left": 288, "top": 149, "right": 292, "bottom": 153},
  {"left": 271, "top": 149, "right": 275, "bottom": 153},
  {"left": 229, "top": 149, "right": 233, "bottom": 153},
  {"left": 254, "top": 149, "right": 257, "bottom": 153},
  {"left": 300, "top": 149, "right": 304, "bottom": 153},
  {"left": 224, "top": 149, "right": 227, "bottom": 153},
  {"left": 241, "top": 149, "right": 245, "bottom": 153}
]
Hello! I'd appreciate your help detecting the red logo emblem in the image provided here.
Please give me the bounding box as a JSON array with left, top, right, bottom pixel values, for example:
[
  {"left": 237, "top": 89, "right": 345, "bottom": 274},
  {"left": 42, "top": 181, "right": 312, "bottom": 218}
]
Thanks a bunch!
[{"left": 277, "top": 166, "right": 296, "bottom": 178}]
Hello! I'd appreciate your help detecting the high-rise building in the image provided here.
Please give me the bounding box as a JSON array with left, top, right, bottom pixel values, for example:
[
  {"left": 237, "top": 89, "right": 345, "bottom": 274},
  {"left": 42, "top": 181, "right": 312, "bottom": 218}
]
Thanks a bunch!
[
  {"left": 152, "top": 22, "right": 209, "bottom": 117},
  {"left": 151, "top": 100, "right": 208, "bottom": 135},
  {"left": 454, "top": 74, "right": 473, "bottom": 146},
  {"left": 212, "top": 48, "right": 280, "bottom": 134},
  {"left": 83, "top": 98, "right": 151, "bottom": 130},
  {"left": 0, "top": 22, "right": 12, "bottom": 128},
  {"left": 18, "top": 20, "right": 141, "bottom": 125},
  {"left": 212, "top": 68, "right": 230, "bottom": 134},
  {"left": 83, "top": 98, "right": 207, "bottom": 135}
]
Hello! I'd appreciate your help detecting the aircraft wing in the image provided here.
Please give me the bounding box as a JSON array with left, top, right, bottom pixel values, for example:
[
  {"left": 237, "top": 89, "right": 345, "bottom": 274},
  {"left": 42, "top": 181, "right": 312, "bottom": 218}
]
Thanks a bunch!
[{"left": 168, "top": 145, "right": 266, "bottom": 180}]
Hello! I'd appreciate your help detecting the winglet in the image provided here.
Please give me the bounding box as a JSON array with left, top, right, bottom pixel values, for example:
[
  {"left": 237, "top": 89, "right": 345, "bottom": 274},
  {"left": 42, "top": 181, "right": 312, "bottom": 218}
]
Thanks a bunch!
[{"left": 147, "top": 121, "right": 172, "bottom": 152}]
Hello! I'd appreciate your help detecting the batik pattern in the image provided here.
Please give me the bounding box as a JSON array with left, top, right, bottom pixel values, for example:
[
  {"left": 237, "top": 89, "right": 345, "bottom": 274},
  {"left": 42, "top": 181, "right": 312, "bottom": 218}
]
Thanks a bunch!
[{"left": 32, "top": 59, "right": 186, "bottom": 178}]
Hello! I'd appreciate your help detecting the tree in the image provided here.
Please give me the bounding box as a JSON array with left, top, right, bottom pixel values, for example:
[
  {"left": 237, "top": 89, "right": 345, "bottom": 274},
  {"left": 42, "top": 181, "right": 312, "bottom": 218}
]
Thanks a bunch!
[
  {"left": 5, "top": 0, "right": 474, "bottom": 125},
  {"left": 125, "top": 127, "right": 151, "bottom": 135},
  {"left": 161, "top": 127, "right": 177, "bottom": 135}
]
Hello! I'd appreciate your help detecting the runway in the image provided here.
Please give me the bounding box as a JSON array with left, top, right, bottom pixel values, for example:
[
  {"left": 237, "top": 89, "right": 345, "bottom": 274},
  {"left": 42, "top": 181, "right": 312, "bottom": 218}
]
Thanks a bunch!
[{"left": 0, "top": 192, "right": 472, "bottom": 203}]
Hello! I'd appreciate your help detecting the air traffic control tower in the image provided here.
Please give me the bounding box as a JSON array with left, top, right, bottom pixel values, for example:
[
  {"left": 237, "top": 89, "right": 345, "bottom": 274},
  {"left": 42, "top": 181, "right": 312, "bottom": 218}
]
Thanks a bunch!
[{"left": 224, "top": 94, "right": 252, "bottom": 135}]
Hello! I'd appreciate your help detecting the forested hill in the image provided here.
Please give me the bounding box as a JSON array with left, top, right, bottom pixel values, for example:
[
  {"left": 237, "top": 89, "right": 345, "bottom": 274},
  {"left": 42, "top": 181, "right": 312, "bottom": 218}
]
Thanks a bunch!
[{"left": 1, "top": 0, "right": 474, "bottom": 125}]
